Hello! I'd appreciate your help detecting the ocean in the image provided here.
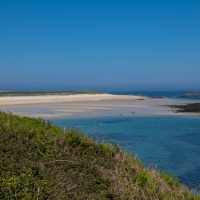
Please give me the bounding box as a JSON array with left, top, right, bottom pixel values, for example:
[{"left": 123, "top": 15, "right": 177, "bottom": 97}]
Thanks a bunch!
[{"left": 51, "top": 91, "right": 200, "bottom": 192}]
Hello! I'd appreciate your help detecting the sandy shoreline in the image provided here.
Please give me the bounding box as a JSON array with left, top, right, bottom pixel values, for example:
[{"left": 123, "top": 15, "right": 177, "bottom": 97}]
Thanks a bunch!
[
  {"left": 0, "top": 94, "right": 198, "bottom": 118},
  {"left": 0, "top": 94, "right": 146, "bottom": 106}
]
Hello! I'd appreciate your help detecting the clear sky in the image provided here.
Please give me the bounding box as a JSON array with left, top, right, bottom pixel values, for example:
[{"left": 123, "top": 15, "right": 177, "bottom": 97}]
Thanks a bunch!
[{"left": 0, "top": 0, "right": 200, "bottom": 91}]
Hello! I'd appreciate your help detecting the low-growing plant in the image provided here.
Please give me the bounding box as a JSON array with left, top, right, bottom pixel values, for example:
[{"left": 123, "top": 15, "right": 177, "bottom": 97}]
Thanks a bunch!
[{"left": 0, "top": 111, "right": 199, "bottom": 199}]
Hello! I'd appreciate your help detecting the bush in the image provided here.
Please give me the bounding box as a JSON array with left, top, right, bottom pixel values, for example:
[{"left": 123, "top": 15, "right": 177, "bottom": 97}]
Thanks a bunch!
[{"left": 0, "top": 111, "right": 199, "bottom": 199}]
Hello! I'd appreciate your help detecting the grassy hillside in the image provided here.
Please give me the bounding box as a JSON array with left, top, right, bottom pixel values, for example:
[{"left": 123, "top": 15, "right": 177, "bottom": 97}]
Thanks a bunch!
[{"left": 0, "top": 111, "right": 199, "bottom": 200}]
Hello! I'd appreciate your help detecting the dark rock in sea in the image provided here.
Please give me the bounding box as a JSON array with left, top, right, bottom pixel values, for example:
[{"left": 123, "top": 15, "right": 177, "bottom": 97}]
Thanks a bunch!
[
  {"left": 168, "top": 103, "right": 200, "bottom": 113},
  {"left": 178, "top": 93, "right": 200, "bottom": 98},
  {"left": 148, "top": 96, "right": 166, "bottom": 99}
]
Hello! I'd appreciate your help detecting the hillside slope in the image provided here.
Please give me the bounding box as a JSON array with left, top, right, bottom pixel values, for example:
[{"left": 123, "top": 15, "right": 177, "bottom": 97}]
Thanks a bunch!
[{"left": 0, "top": 111, "right": 199, "bottom": 199}]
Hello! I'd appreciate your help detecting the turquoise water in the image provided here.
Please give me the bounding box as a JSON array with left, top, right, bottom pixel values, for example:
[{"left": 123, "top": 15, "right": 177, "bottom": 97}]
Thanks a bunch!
[
  {"left": 52, "top": 115, "right": 200, "bottom": 191},
  {"left": 51, "top": 91, "right": 200, "bottom": 192}
]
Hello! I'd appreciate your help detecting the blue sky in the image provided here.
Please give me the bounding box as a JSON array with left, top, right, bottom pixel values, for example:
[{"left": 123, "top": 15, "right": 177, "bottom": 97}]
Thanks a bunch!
[{"left": 0, "top": 0, "right": 200, "bottom": 91}]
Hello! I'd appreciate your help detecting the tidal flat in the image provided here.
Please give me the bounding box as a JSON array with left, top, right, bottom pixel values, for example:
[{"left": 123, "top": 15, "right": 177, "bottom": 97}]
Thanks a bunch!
[{"left": 0, "top": 94, "right": 198, "bottom": 118}]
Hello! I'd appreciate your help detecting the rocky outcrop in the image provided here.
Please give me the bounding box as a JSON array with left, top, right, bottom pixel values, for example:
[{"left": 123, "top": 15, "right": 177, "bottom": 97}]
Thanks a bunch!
[
  {"left": 169, "top": 103, "right": 200, "bottom": 113},
  {"left": 178, "top": 93, "right": 200, "bottom": 98}
]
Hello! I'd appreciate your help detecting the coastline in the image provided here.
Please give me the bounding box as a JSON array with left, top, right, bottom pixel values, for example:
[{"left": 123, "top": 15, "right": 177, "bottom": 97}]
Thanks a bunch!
[
  {"left": 0, "top": 94, "right": 146, "bottom": 106},
  {"left": 0, "top": 94, "right": 198, "bottom": 118}
]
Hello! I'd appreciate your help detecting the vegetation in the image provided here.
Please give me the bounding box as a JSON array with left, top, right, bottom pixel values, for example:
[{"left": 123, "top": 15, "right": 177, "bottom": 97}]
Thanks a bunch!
[
  {"left": 0, "top": 90, "right": 108, "bottom": 97},
  {"left": 0, "top": 111, "right": 199, "bottom": 199},
  {"left": 0, "top": 91, "right": 9, "bottom": 93}
]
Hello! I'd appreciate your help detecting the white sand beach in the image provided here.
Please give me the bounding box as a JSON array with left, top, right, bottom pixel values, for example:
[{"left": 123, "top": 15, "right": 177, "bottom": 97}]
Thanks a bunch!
[
  {"left": 0, "top": 94, "right": 196, "bottom": 118},
  {"left": 0, "top": 94, "right": 146, "bottom": 106}
]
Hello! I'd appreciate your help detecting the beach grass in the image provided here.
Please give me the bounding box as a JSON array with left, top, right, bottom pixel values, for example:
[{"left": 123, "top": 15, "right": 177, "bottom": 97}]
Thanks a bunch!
[
  {"left": 0, "top": 90, "right": 107, "bottom": 97},
  {"left": 0, "top": 91, "right": 9, "bottom": 93},
  {"left": 0, "top": 111, "right": 199, "bottom": 199}
]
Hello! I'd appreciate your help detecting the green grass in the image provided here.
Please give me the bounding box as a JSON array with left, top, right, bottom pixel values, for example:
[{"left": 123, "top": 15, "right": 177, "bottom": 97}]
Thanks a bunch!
[
  {"left": 0, "top": 90, "right": 107, "bottom": 97},
  {"left": 0, "top": 91, "right": 9, "bottom": 93},
  {"left": 0, "top": 111, "right": 199, "bottom": 199}
]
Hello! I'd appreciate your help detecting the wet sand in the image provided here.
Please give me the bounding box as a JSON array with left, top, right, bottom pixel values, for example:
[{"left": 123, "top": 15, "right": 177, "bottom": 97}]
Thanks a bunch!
[{"left": 0, "top": 94, "right": 198, "bottom": 118}]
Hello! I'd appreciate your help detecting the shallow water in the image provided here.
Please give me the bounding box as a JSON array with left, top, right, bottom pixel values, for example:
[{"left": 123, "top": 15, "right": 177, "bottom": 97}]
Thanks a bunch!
[{"left": 52, "top": 115, "right": 200, "bottom": 191}]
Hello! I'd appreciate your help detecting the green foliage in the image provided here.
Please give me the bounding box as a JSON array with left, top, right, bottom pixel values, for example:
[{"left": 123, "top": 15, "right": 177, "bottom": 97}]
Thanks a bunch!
[
  {"left": 0, "top": 111, "right": 199, "bottom": 199},
  {"left": 0, "top": 90, "right": 108, "bottom": 97},
  {"left": 160, "top": 171, "right": 181, "bottom": 187}
]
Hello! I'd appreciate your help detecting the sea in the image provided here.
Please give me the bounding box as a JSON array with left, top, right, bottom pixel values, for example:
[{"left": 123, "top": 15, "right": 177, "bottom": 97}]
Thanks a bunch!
[{"left": 51, "top": 91, "right": 200, "bottom": 192}]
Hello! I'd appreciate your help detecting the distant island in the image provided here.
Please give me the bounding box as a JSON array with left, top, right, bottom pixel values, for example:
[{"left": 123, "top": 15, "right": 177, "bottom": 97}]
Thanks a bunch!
[{"left": 178, "top": 93, "right": 200, "bottom": 98}]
